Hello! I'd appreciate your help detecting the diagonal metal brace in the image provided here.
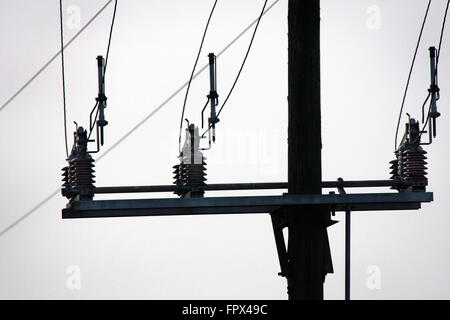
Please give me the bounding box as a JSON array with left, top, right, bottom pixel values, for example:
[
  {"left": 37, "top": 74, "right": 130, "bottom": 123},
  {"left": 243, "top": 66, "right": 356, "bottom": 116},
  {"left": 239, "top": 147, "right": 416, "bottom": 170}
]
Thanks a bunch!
[{"left": 270, "top": 208, "right": 290, "bottom": 278}]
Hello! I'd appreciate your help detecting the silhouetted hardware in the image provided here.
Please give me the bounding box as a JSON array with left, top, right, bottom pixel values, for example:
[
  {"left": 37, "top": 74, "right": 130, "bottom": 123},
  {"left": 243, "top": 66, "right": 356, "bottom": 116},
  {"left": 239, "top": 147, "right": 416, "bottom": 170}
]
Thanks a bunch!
[
  {"left": 174, "top": 124, "right": 207, "bottom": 198},
  {"left": 201, "top": 52, "right": 220, "bottom": 149},
  {"left": 59, "top": 3, "right": 441, "bottom": 301},
  {"left": 96, "top": 55, "right": 108, "bottom": 146},
  {"left": 389, "top": 47, "right": 442, "bottom": 193},
  {"left": 429, "top": 46, "right": 440, "bottom": 138},
  {"left": 62, "top": 191, "right": 433, "bottom": 218},
  {"left": 62, "top": 126, "right": 95, "bottom": 202},
  {"left": 207, "top": 53, "right": 219, "bottom": 143},
  {"left": 85, "top": 55, "right": 109, "bottom": 154},
  {"left": 389, "top": 157, "right": 400, "bottom": 189},
  {"left": 92, "top": 180, "right": 413, "bottom": 194},
  {"left": 390, "top": 118, "right": 429, "bottom": 192}
]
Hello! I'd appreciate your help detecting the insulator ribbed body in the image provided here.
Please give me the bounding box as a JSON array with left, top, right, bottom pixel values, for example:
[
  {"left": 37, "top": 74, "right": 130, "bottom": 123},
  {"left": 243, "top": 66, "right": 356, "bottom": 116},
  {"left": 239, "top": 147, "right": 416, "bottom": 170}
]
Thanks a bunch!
[
  {"left": 67, "top": 152, "right": 95, "bottom": 200},
  {"left": 183, "top": 162, "right": 207, "bottom": 188},
  {"left": 397, "top": 145, "right": 405, "bottom": 179},
  {"left": 402, "top": 146, "right": 427, "bottom": 183},
  {"left": 389, "top": 159, "right": 399, "bottom": 180},
  {"left": 62, "top": 151, "right": 77, "bottom": 199},
  {"left": 173, "top": 158, "right": 207, "bottom": 197},
  {"left": 389, "top": 157, "right": 400, "bottom": 191},
  {"left": 173, "top": 164, "right": 184, "bottom": 196},
  {"left": 62, "top": 126, "right": 95, "bottom": 201},
  {"left": 61, "top": 165, "right": 71, "bottom": 199}
]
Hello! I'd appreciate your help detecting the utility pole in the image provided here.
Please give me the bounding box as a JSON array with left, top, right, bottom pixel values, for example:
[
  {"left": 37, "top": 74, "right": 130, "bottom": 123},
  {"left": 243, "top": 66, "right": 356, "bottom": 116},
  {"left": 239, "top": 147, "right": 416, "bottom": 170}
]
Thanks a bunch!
[
  {"left": 287, "top": 0, "right": 333, "bottom": 300},
  {"left": 61, "top": 0, "right": 435, "bottom": 301}
]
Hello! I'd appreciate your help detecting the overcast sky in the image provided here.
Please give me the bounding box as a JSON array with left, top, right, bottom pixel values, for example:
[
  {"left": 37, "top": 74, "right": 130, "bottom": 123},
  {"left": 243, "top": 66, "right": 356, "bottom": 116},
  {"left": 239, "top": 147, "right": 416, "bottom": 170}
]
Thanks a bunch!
[{"left": 0, "top": 0, "right": 449, "bottom": 299}]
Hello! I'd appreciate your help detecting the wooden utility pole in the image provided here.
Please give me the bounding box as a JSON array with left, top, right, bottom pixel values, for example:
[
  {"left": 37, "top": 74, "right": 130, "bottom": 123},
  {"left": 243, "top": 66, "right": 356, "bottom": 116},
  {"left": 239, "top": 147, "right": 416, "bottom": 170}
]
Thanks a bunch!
[
  {"left": 287, "top": 0, "right": 333, "bottom": 300},
  {"left": 61, "top": 0, "right": 434, "bottom": 302}
]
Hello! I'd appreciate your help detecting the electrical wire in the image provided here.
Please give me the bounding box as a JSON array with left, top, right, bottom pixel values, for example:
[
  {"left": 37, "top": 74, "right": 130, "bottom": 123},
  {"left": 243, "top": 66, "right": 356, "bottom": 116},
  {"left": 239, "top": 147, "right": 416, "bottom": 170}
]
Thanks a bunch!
[
  {"left": 414, "top": 99, "right": 433, "bottom": 145},
  {"left": 421, "top": 92, "right": 431, "bottom": 123},
  {"left": 0, "top": 0, "right": 282, "bottom": 239},
  {"left": 88, "top": 0, "right": 118, "bottom": 140},
  {"left": 394, "top": 0, "right": 431, "bottom": 151},
  {"left": 88, "top": 102, "right": 100, "bottom": 140},
  {"left": 217, "top": 0, "right": 268, "bottom": 118},
  {"left": 59, "top": 0, "right": 69, "bottom": 158},
  {"left": 202, "top": 0, "right": 268, "bottom": 138},
  {"left": 60, "top": 1, "right": 116, "bottom": 155},
  {"left": 104, "top": 0, "right": 117, "bottom": 76},
  {"left": 435, "top": 0, "right": 450, "bottom": 83},
  {"left": 201, "top": 97, "right": 211, "bottom": 128},
  {"left": 0, "top": 0, "right": 114, "bottom": 113},
  {"left": 414, "top": 0, "right": 450, "bottom": 145},
  {"left": 178, "top": 0, "right": 218, "bottom": 154}
]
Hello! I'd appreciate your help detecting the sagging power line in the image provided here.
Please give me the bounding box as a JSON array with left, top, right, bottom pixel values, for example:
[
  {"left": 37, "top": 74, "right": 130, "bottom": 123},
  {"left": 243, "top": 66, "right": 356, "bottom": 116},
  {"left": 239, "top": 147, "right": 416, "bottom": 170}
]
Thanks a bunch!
[
  {"left": 202, "top": 0, "right": 268, "bottom": 139},
  {"left": 394, "top": 0, "right": 449, "bottom": 150},
  {"left": 0, "top": 0, "right": 281, "bottom": 239},
  {"left": 2, "top": 0, "right": 445, "bottom": 301},
  {"left": 58, "top": 0, "right": 445, "bottom": 301},
  {"left": 59, "top": 0, "right": 69, "bottom": 158},
  {"left": 173, "top": 0, "right": 269, "bottom": 193},
  {"left": 0, "top": 0, "right": 114, "bottom": 113},
  {"left": 178, "top": 0, "right": 218, "bottom": 154}
]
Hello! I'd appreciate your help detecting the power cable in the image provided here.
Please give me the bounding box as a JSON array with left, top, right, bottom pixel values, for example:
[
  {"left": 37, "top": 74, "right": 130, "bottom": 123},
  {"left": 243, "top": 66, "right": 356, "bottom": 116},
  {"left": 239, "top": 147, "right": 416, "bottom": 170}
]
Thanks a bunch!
[
  {"left": 61, "top": 0, "right": 117, "bottom": 156},
  {"left": 59, "top": 0, "right": 69, "bottom": 158},
  {"left": 178, "top": 0, "right": 218, "bottom": 154},
  {"left": 104, "top": 0, "right": 117, "bottom": 76},
  {"left": 0, "top": 0, "right": 281, "bottom": 239},
  {"left": 0, "top": 0, "right": 114, "bottom": 113},
  {"left": 421, "top": 92, "right": 431, "bottom": 123},
  {"left": 413, "top": 0, "right": 450, "bottom": 145},
  {"left": 202, "top": 0, "right": 268, "bottom": 138},
  {"left": 88, "top": 0, "right": 118, "bottom": 139},
  {"left": 394, "top": 0, "right": 432, "bottom": 151},
  {"left": 435, "top": 0, "right": 450, "bottom": 82}
]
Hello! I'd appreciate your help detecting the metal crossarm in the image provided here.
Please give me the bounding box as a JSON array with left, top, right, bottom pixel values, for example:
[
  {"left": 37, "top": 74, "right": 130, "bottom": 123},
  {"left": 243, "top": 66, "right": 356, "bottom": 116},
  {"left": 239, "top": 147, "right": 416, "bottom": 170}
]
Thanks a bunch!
[
  {"left": 92, "top": 180, "right": 411, "bottom": 194},
  {"left": 62, "top": 192, "right": 433, "bottom": 219},
  {"left": 55, "top": 0, "right": 443, "bottom": 300}
]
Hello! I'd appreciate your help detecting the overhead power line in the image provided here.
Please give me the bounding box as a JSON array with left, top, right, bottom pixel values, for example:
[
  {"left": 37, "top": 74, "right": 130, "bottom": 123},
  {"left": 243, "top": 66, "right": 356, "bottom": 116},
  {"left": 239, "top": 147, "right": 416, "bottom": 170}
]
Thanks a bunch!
[
  {"left": 59, "top": 0, "right": 69, "bottom": 158},
  {"left": 203, "top": 0, "right": 269, "bottom": 137},
  {"left": 415, "top": 0, "right": 450, "bottom": 144},
  {"left": 436, "top": 1, "right": 450, "bottom": 71},
  {"left": 0, "top": 0, "right": 114, "bottom": 113},
  {"left": 87, "top": 0, "right": 118, "bottom": 139},
  {"left": 104, "top": 0, "right": 118, "bottom": 76},
  {"left": 178, "top": 0, "right": 218, "bottom": 153},
  {"left": 394, "top": 0, "right": 431, "bottom": 151},
  {"left": 98, "top": 0, "right": 280, "bottom": 163},
  {"left": 60, "top": 0, "right": 117, "bottom": 157},
  {"left": 0, "top": 0, "right": 281, "bottom": 239}
]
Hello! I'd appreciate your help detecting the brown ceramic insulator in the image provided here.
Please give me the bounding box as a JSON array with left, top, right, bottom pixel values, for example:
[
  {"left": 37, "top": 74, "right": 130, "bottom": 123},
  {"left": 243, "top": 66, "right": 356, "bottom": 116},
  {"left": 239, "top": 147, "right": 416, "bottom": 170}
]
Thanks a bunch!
[
  {"left": 402, "top": 146, "right": 428, "bottom": 183},
  {"left": 69, "top": 153, "right": 95, "bottom": 199}
]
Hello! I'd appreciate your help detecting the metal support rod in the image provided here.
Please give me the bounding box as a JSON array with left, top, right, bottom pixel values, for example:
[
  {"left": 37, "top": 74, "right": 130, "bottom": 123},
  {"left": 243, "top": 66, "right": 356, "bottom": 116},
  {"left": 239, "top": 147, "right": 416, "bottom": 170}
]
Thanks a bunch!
[
  {"left": 208, "top": 53, "right": 218, "bottom": 142},
  {"left": 62, "top": 192, "right": 433, "bottom": 219},
  {"left": 429, "top": 46, "right": 440, "bottom": 138},
  {"left": 96, "top": 55, "right": 108, "bottom": 146},
  {"left": 345, "top": 209, "right": 351, "bottom": 301},
  {"left": 190, "top": 125, "right": 195, "bottom": 165},
  {"left": 337, "top": 178, "right": 351, "bottom": 300},
  {"left": 92, "top": 180, "right": 410, "bottom": 194}
]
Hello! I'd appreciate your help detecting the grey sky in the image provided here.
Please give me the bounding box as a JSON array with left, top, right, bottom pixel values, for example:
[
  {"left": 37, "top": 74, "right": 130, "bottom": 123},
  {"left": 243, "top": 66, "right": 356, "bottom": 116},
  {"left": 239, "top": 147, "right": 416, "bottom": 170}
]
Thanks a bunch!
[{"left": 0, "top": 0, "right": 449, "bottom": 299}]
